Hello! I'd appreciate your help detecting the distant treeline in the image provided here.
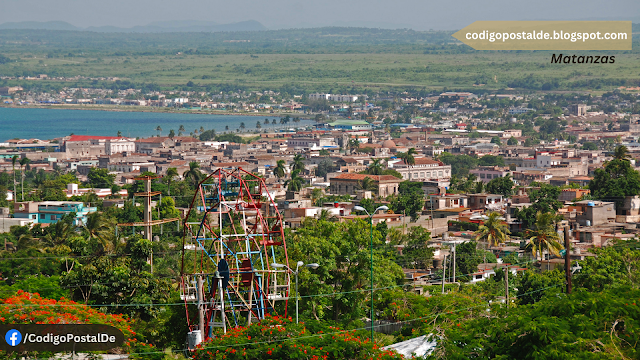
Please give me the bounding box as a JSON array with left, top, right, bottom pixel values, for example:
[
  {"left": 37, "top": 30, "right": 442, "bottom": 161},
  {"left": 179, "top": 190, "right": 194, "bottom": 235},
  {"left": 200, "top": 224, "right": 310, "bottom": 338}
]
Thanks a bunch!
[{"left": 0, "top": 27, "right": 471, "bottom": 55}]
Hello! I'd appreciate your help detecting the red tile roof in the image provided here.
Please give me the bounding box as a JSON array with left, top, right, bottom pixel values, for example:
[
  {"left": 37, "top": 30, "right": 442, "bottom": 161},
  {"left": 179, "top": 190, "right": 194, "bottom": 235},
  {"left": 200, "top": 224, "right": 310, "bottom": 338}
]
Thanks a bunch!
[{"left": 332, "top": 173, "right": 400, "bottom": 181}]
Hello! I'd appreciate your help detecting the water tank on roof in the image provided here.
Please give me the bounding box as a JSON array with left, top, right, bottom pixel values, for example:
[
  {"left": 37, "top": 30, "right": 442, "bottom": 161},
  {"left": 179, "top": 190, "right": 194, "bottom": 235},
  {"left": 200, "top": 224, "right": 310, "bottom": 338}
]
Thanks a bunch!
[{"left": 587, "top": 201, "right": 595, "bottom": 207}]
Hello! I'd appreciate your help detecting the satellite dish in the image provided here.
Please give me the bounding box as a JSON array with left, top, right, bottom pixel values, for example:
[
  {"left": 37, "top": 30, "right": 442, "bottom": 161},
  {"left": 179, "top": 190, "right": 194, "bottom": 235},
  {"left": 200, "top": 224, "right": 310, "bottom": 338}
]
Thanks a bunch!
[{"left": 217, "top": 259, "right": 230, "bottom": 289}]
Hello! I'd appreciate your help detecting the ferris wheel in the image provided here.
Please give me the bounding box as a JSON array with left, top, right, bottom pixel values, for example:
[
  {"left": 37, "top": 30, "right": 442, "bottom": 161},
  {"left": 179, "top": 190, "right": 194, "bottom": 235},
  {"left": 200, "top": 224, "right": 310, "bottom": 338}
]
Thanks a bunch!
[{"left": 180, "top": 167, "right": 291, "bottom": 347}]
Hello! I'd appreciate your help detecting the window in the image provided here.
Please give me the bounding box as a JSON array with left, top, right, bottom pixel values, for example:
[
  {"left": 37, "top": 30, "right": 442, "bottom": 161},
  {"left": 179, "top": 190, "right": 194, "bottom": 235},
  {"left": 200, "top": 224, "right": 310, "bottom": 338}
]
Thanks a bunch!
[
  {"left": 475, "top": 274, "right": 483, "bottom": 279},
  {"left": 413, "top": 173, "right": 418, "bottom": 178},
  {"left": 420, "top": 172, "right": 425, "bottom": 177},
  {"left": 426, "top": 172, "right": 431, "bottom": 177}
]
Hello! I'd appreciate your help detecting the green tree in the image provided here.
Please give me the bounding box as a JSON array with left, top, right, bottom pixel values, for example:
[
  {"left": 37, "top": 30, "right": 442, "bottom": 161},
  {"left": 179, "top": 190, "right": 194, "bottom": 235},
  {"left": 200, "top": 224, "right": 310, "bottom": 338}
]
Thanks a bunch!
[
  {"left": 454, "top": 241, "right": 485, "bottom": 282},
  {"left": 164, "top": 167, "right": 178, "bottom": 196},
  {"left": 287, "top": 218, "right": 404, "bottom": 323},
  {"left": 19, "top": 157, "right": 30, "bottom": 201},
  {"left": 87, "top": 168, "right": 115, "bottom": 188},
  {"left": 582, "top": 141, "right": 598, "bottom": 150},
  {"left": 485, "top": 174, "right": 514, "bottom": 196},
  {"left": 357, "top": 176, "right": 378, "bottom": 194},
  {"left": 367, "top": 158, "right": 384, "bottom": 175},
  {"left": 285, "top": 169, "right": 304, "bottom": 192},
  {"left": 315, "top": 158, "right": 334, "bottom": 178},
  {"left": 397, "top": 226, "right": 433, "bottom": 270},
  {"left": 475, "top": 212, "right": 510, "bottom": 263},
  {"left": 273, "top": 159, "right": 286, "bottom": 179},
  {"left": 291, "top": 154, "right": 306, "bottom": 173},
  {"left": 439, "top": 152, "right": 478, "bottom": 177},
  {"left": 168, "top": 129, "right": 175, "bottom": 139},
  {"left": 390, "top": 192, "right": 424, "bottom": 221},
  {"left": 477, "top": 155, "right": 505, "bottom": 167},
  {"left": 183, "top": 161, "right": 202, "bottom": 187},
  {"left": 589, "top": 157, "right": 640, "bottom": 211},
  {"left": 613, "top": 144, "right": 631, "bottom": 161},
  {"left": 155, "top": 125, "right": 162, "bottom": 136},
  {"left": 574, "top": 240, "right": 640, "bottom": 292},
  {"left": 526, "top": 211, "right": 564, "bottom": 263},
  {"left": 515, "top": 183, "right": 563, "bottom": 229},
  {"left": 507, "top": 136, "right": 518, "bottom": 145},
  {"left": 517, "top": 268, "right": 565, "bottom": 305}
]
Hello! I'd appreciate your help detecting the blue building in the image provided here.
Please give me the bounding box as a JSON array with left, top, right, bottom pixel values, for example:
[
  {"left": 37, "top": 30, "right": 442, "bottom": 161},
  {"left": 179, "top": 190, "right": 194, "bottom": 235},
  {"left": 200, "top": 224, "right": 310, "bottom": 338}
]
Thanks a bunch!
[{"left": 13, "top": 201, "right": 97, "bottom": 226}]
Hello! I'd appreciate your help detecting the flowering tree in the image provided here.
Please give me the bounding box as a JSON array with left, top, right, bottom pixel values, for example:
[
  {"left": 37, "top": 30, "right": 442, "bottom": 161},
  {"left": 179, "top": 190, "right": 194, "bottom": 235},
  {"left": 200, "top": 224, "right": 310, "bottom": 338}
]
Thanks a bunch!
[
  {"left": 191, "top": 314, "right": 403, "bottom": 360},
  {"left": 0, "top": 291, "right": 161, "bottom": 359}
]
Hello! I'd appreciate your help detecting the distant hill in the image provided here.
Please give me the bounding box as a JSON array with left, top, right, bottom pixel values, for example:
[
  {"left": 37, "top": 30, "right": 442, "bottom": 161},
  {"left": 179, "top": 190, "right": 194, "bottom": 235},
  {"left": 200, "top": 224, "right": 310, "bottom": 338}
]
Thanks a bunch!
[
  {"left": 0, "top": 21, "right": 79, "bottom": 31},
  {"left": 0, "top": 20, "right": 267, "bottom": 33}
]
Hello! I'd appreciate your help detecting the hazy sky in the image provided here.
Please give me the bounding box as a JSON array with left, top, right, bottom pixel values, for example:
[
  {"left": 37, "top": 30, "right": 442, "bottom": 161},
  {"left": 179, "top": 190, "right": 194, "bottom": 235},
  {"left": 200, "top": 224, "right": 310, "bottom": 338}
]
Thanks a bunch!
[{"left": 1, "top": 0, "right": 639, "bottom": 30}]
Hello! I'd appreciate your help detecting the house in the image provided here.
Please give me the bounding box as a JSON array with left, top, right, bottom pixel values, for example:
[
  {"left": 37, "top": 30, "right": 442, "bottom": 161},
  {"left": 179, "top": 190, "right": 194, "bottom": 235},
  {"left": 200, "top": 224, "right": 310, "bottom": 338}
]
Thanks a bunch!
[
  {"left": 570, "top": 200, "right": 616, "bottom": 227},
  {"left": 64, "top": 183, "right": 128, "bottom": 198},
  {"left": 559, "top": 188, "right": 590, "bottom": 202},
  {"left": 470, "top": 166, "right": 512, "bottom": 183},
  {"left": 13, "top": 201, "right": 97, "bottom": 226},
  {"left": 468, "top": 194, "right": 504, "bottom": 211},
  {"left": 391, "top": 158, "right": 452, "bottom": 182},
  {"left": 329, "top": 173, "right": 401, "bottom": 197}
]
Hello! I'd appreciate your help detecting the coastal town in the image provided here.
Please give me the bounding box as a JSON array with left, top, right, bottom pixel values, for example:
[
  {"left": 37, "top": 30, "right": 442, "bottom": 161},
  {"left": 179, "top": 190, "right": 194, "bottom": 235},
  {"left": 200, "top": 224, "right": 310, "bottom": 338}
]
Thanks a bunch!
[
  {"left": 2, "top": 87, "right": 640, "bottom": 274},
  {"left": 2, "top": 83, "right": 640, "bottom": 357}
]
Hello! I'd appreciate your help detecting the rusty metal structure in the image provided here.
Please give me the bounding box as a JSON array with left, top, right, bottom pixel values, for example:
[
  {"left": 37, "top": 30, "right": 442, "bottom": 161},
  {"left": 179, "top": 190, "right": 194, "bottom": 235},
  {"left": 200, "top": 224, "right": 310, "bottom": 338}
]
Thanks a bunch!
[{"left": 180, "top": 168, "right": 291, "bottom": 343}]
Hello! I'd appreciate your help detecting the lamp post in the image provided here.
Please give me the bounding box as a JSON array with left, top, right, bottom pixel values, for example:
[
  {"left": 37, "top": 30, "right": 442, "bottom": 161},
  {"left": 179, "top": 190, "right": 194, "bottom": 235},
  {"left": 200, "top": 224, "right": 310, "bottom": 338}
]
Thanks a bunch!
[
  {"left": 353, "top": 205, "right": 389, "bottom": 341},
  {"left": 271, "top": 261, "right": 319, "bottom": 323}
]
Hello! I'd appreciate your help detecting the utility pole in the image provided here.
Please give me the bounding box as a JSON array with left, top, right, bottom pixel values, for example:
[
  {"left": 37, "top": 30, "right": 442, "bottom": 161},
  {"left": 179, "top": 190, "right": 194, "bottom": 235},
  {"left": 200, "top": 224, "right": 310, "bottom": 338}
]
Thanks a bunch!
[
  {"left": 452, "top": 243, "right": 456, "bottom": 283},
  {"left": 441, "top": 253, "right": 447, "bottom": 294},
  {"left": 564, "top": 225, "right": 572, "bottom": 294}
]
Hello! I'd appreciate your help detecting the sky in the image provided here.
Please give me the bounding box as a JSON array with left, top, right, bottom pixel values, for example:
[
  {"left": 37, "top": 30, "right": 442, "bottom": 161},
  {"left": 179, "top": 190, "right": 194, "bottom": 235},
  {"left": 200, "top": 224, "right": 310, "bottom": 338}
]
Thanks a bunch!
[{"left": 1, "top": 0, "right": 639, "bottom": 31}]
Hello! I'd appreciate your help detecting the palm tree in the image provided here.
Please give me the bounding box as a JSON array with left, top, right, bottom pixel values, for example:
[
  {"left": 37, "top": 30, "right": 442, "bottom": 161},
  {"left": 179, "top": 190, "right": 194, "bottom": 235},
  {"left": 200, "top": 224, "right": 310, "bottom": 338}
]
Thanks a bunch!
[
  {"left": 11, "top": 155, "right": 17, "bottom": 202},
  {"left": 240, "top": 122, "right": 246, "bottom": 132},
  {"left": 156, "top": 126, "right": 162, "bottom": 137},
  {"left": 475, "top": 211, "right": 510, "bottom": 264},
  {"left": 367, "top": 159, "right": 384, "bottom": 175},
  {"left": 225, "top": 125, "right": 229, "bottom": 132},
  {"left": 357, "top": 176, "right": 378, "bottom": 194},
  {"left": 317, "top": 209, "right": 339, "bottom": 222},
  {"left": 179, "top": 124, "right": 185, "bottom": 135},
  {"left": 291, "top": 154, "right": 305, "bottom": 173},
  {"left": 256, "top": 121, "right": 262, "bottom": 130},
  {"left": 117, "top": 131, "right": 122, "bottom": 137},
  {"left": 285, "top": 169, "right": 304, "bottom": 192},
  {"left": 82, "top": 212, "right": 112, "bottom": 250},
  {"left": 19, "top": 157, "right": 30, "bottom": 201},
  {"left": 346, "top": 138, "right": 360, "bottom": 153},
  {"left": 403, "top": 148, "right": 418, "bottom": 166},
  {"left": 272, "top": 119, "right": 277, "bottom": 125},
  {"left": 264, "top": 118, "right": 270, "bottom": 125},
  {"left": 165, "top": 167, "right": 178, "bottom": 196},
  {"left": 614, "top": 145, "right": 631, "bottom": 161},
  {"left": 183, "top": 161, "right": 202, "bottom": 187},
  {"left": 526, "top": 212, "right": 564, "bottom": 267},
  {"left": 273, "top": 160, "right": 286, "bottom": 179},
  {"left": 43, "top": 218, "right": 74, "bottom": 248}
]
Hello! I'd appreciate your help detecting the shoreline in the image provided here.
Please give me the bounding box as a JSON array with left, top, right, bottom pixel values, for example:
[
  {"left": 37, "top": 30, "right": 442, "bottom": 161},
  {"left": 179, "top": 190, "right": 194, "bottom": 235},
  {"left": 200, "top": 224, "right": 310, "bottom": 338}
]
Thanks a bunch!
[{"left": 0, "top": 104, "right": 312, "bottom": 120}]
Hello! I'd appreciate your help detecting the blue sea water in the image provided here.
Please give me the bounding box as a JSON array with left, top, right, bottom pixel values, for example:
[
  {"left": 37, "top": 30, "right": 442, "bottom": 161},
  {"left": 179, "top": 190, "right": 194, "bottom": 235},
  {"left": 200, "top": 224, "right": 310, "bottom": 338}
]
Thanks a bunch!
[{"left": 0, "top": 107, "right": 312, "bottom": 141}]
